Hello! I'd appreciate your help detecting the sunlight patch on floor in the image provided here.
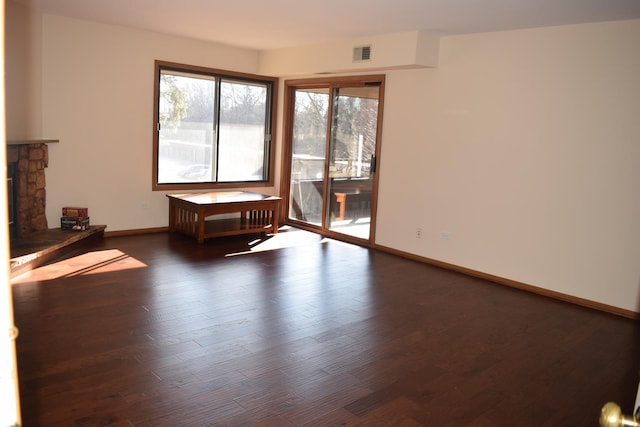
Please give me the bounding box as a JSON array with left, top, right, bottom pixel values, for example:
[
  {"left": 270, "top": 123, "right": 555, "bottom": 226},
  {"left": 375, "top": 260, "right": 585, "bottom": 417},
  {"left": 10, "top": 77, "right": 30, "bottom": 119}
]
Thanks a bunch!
[
  {"left": 11, "top": 249, "right": 147, "bottom": 284},
  {"left": 225, "top": 227, "right": 326, "bottom": 257}
]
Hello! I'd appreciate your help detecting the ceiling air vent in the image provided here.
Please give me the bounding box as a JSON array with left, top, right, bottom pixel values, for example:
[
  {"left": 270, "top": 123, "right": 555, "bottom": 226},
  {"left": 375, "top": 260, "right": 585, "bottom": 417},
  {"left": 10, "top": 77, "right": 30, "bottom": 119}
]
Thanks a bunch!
[{"left": 353, "top": 45, "right": 372, "bottom": 62}]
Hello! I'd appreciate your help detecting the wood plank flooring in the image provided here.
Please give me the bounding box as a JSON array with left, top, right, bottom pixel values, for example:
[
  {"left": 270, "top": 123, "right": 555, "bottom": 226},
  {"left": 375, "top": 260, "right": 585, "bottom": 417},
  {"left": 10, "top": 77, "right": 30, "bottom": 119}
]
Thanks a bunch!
[{"left": 11, "top": 228, "right": 639, "bottom": 426}]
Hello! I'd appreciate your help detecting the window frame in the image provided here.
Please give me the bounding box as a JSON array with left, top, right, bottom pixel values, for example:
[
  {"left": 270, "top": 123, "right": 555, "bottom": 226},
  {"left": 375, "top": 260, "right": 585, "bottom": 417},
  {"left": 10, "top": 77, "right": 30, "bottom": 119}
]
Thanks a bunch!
[{"left": 152, "top": 60, "right": 278, "bottom": 191}]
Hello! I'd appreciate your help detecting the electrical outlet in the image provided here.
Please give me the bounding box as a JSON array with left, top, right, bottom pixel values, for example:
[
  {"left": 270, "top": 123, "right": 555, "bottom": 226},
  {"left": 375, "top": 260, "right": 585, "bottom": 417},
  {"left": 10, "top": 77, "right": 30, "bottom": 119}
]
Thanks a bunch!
[
  {"left": 140, "top": 201, "right": 150, "bottom": 209},
  {"left": 416, "top": 228, "right": 422, "bottom": 239},
  {"left": 439, "top": 231, "right": 450, "bottom": 240}
]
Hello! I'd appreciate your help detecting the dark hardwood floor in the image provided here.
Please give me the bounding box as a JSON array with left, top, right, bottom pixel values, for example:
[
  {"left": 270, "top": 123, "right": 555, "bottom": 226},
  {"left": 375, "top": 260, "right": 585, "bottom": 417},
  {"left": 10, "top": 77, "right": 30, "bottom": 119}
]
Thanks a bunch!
[{"left": 11, "top": 228, "right": 639, "bottom": 426}]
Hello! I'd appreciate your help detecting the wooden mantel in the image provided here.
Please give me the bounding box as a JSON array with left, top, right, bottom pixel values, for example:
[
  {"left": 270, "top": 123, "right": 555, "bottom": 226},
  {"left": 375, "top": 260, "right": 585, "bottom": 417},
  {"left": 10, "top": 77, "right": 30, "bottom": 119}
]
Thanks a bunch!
[{"left": 7, "top": 138, "right": 59, "bottom": 145}]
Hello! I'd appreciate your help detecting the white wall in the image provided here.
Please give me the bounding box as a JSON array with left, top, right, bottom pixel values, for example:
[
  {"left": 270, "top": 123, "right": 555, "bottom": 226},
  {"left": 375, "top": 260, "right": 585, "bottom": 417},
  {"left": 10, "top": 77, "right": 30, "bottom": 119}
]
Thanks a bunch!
[
  {"left": 5, "top": 0, "right": 42, "bottom": 139},
  {"left": 40, "top": 14, "right": 270, "bottom": 231},
  {"left": 376, "top": 20, "right": 640, "bottom": 313}
]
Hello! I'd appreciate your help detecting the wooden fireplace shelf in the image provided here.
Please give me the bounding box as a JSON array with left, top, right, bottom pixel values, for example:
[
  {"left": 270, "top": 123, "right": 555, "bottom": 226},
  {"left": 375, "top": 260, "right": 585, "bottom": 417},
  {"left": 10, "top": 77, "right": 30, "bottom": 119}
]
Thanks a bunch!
[{"left": 7, "top": 138, "right": 59, "bottom": 145}]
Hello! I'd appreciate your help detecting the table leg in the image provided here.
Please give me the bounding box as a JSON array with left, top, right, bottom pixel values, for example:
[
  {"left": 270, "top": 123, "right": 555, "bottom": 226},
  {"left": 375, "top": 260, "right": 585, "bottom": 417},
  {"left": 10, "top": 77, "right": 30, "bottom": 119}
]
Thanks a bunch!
[
  {"left": 196, "top": 208, "right": 205, "bottom": 244},
  {"left": 272, "top": 204, "right": 279, "bottom": 234},
  {"left": 335, "top": 193, "right": 347, "bottom": 221}
]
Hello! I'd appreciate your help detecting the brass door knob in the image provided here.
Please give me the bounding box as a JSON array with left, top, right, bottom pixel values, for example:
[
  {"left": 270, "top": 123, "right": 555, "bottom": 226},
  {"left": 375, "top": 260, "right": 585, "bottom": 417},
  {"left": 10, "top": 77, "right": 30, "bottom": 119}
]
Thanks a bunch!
[{"left": 600, "top": 402, "right": 640, "bottom": 427}]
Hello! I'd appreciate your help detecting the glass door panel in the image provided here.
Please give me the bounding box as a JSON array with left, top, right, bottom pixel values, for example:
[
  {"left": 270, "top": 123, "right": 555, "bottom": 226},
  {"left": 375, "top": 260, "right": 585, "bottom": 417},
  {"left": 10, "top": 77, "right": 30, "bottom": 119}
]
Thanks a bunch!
[
  {"left": 285, "top": 77, "right": 384, "bottom": 244},
  {"left": 327, "top": 86, "right": 379, "bottom": 239},
  {"left": 288, "top": 88, "right": 330, "bottom": 227}
]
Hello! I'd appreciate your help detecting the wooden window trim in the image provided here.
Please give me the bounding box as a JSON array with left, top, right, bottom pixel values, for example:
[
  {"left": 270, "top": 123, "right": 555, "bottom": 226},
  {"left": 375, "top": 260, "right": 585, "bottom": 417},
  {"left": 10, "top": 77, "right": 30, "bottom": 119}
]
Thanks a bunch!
[{"left": 152, "top": 60, "right": 278, "bottom": 191}]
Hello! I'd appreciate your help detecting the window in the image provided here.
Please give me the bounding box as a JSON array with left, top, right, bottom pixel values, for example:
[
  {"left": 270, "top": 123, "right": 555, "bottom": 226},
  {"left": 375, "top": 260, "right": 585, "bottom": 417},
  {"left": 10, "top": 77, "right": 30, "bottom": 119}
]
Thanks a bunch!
[{"left": 152, "top": 61, "right": 277, "bottom": 190}]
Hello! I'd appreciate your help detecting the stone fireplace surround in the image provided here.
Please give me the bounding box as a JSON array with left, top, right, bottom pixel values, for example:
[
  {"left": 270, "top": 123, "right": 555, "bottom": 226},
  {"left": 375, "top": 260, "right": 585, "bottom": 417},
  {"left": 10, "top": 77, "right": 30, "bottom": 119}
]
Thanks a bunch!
[{"left": 7, "top": 140, "right": 55, "bottom": 238}]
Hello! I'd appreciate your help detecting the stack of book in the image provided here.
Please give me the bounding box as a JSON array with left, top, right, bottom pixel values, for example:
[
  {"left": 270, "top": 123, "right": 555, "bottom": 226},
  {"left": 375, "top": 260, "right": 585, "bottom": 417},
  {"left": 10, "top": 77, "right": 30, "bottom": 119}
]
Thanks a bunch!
[{"left": 61, "top": 206, "right": 90, "bottom": 231}]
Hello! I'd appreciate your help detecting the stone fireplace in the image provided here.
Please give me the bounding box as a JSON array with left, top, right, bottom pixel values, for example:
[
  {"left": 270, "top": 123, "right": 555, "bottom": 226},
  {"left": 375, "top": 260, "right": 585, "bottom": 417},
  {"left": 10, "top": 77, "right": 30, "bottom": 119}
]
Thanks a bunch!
[
  {"left": 7, "top": 139, "right": 106, "bottom": 274},
  {"left": 7, "top": 141, "right": 51, "bottom": 238}
]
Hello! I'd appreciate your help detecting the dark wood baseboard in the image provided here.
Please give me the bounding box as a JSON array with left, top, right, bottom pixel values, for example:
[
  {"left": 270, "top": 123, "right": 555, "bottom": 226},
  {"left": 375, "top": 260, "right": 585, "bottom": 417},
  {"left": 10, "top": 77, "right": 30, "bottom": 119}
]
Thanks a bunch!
[
  {"left": 103, "top": 226, "right": 168, "bottom": 238},
  {"left": 374, "top": 243, "right": 640, "bottom": 320}
]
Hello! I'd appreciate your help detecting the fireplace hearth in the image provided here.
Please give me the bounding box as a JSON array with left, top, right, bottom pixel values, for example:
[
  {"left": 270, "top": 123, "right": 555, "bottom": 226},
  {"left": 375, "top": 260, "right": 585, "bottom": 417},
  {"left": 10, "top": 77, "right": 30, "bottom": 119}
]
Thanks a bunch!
[{"left": 10, "top": 225, "right": 107, "bottom": 276}]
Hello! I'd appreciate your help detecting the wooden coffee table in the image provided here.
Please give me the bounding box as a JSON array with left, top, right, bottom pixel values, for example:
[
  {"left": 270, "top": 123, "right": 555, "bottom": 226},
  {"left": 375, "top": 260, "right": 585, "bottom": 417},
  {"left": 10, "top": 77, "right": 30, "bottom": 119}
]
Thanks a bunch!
[{"left": 167, "top": 191, "right": 281, "bottom": 243}]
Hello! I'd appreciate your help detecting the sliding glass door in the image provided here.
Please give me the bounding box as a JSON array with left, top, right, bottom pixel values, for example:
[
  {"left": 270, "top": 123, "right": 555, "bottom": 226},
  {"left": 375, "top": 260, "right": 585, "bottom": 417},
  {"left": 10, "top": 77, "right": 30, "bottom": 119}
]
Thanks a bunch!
[
  {"left": 326, "top": 85, "right": 380, "bottom": 239},
  {"left": 284, "top": 76, "right": 384, "bottom": 244}
]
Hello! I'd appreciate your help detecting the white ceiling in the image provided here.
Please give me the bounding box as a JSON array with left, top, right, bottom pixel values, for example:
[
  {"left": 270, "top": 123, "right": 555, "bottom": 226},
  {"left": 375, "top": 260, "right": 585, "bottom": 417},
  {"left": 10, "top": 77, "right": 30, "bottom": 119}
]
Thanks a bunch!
[{"left": 13, "top": 0, "right": 640, "bottom": 50}]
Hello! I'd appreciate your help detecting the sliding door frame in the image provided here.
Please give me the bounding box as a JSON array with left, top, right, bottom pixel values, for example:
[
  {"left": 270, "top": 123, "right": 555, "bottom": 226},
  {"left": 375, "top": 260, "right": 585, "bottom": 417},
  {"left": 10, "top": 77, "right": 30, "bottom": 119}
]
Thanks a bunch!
[{"left": 280, "top": 74, "right": 385, "bottom": 247}]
